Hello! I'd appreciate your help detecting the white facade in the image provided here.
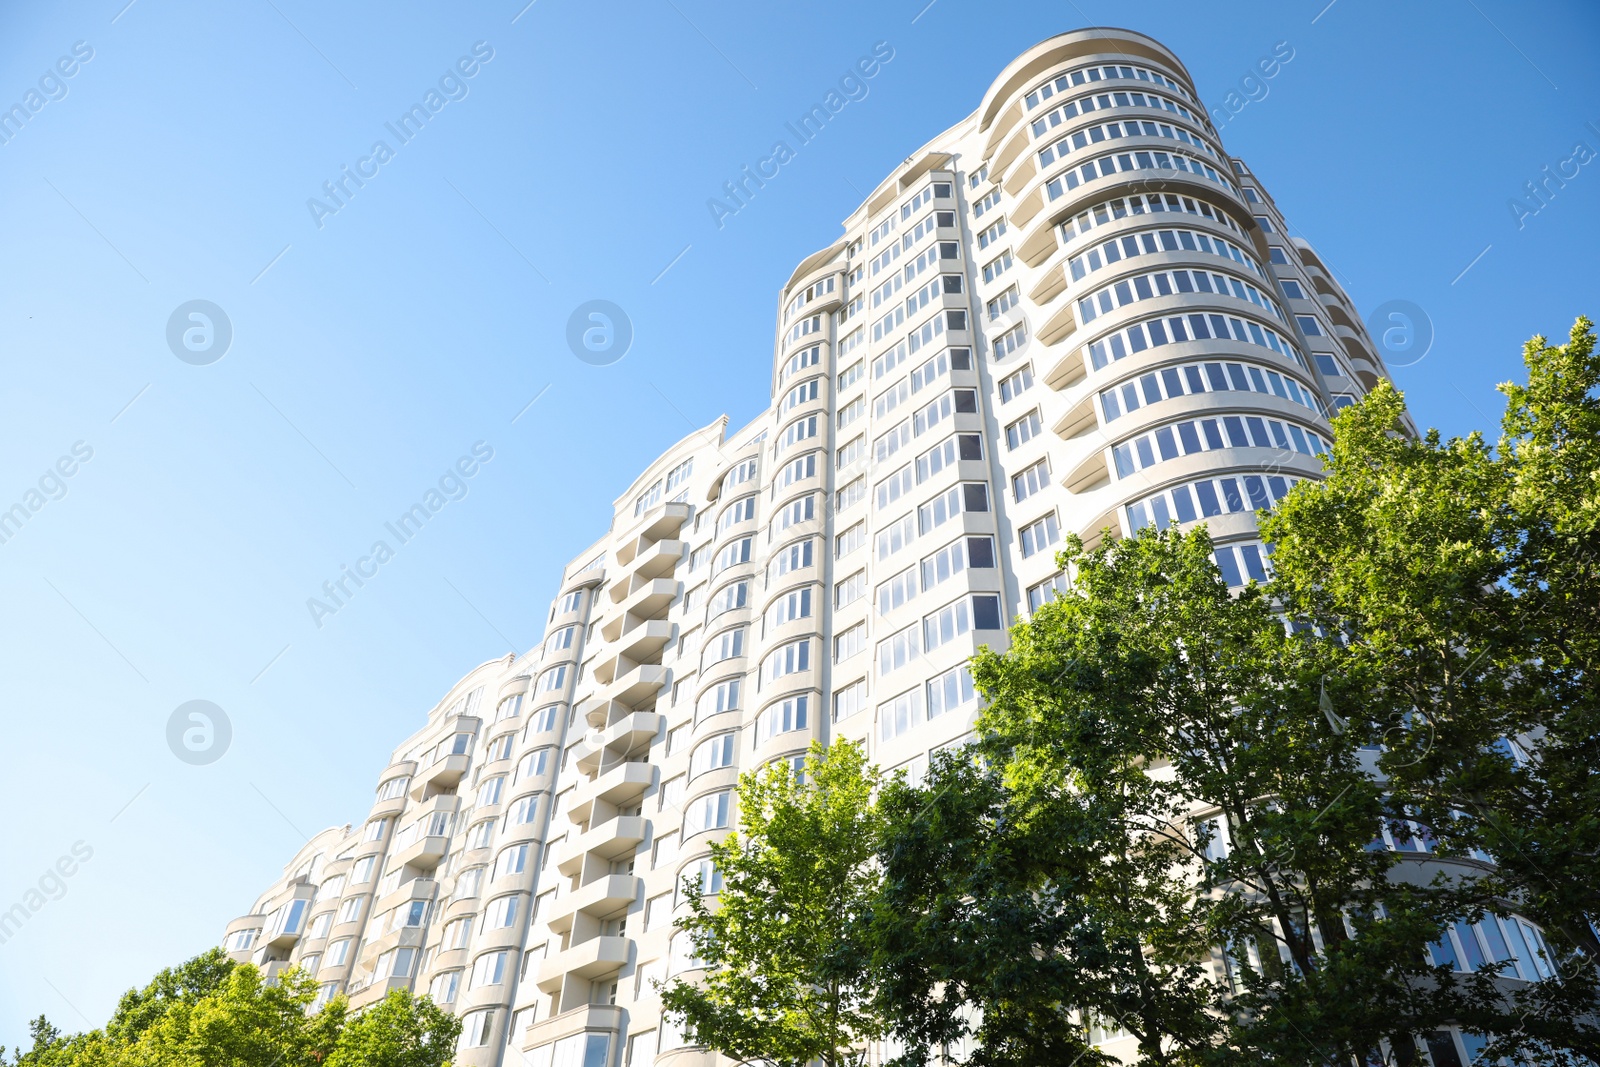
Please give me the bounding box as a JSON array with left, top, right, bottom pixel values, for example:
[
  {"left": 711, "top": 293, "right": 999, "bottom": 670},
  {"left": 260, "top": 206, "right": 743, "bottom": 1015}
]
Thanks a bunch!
[{"left": 225, "top": 27, "right": 1405, "bottom": 1067}]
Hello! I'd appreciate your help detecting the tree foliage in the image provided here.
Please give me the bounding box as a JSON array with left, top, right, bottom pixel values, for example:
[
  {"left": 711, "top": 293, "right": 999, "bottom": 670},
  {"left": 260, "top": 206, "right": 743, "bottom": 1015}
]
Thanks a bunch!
[
  {"left": 660, "top": 740, "right": 887, "bottom": 1067},
  {"left": 2, "top": 948, "right": 459, "bottom": 1067}
]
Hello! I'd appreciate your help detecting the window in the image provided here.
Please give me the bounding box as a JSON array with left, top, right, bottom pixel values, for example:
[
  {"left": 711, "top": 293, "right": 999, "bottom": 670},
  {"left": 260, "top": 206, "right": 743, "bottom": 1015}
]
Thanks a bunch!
[
  {"left": 515, "top": 748, "right": 550, "bottom": 784},
  {"left": 696, "top": 679, "right": 740, "bottom": 722},
  {"left": 326, "top": 937, "right": 351, "bottom": 966},
  {"left": 713, "top": 536, "right": 754, "bottom": 574},
  {"left": 683, "top": 791, "right": 732, "bottom": 836},
  {"left": 633, "top": 480, "right": 662, "bottom": 517},
  {"left": 1006, "top": 410, "right": 1042, "bottom": 450},
  {"left": 690, "top": 734, "right": 735, "bottom": 779},
  {"left": 762, "top": 639, "right": 811, "bottom": 684},
  {"left": 879, "top": 687, "right": 925, "bottom": 741},
  {"left": 461, "top": 1009, "right": 496, "bottom": 1048},
  {"left": 1086, "top": 306, "right": 1307, "bottom": 374},
  {"left": 718, "top": 495, "right": 757, "bottom": 532},
  {"left": 875, "top": 465, "right": 913, "bottom": 509},
  {"left": 337, "top": 897, "right": 362, "bottom": 925},
  {"left": 377, "top": 775, "right": 408, "bottom": 800},
  {"left": 1097, "top": 358, "right": 1324, "bottom": 424},
  {"left": 835, "top": 570, "right": 866, "bottom": 608},
  {"left": 467, "top": 818, "right": 497, "bottom": 850},
  {"left": 708, "top": 580, "right": 749, "bottom": 620},
  {"left": 1020, "top": 513, "right": 1061, "bottom": 557},
  {"left": 977, "top": 218, "right": 1007, "bottom": 249},
  {"left": 923, "top": 598, "right": 972, "bottom": 652},
  {"left": 765, "top": 586, "right": 814, "bottom": 630},
  {"left": 774, "top": 452, "right": 818, "bottom": 491},
  {"left": 918, "top": 483, "right": 988, "bottom": 534},
  {"left": 835, "top": 476, "right": 866, "bottom": 511},
  {"left": 470, "top": 950, "right": 510, "bottom": 988},
  {"left": 1280, "top": 279, "right": 1304, "bottom": 299},
  {"left": 992, "top": 321, "right": 1028, "bottom": 359},
  {"left": 537, "top": 664, "right": 567, "bottom": 693},
  {"left": 1067, "top": 224, "right": 1266, "bottom": 284},
  {"left": 874, "top": 420, "right": 911, "bottom": 463},
  {"left": 927, "top": 665, "right": 976, "bottom": 719},
  {"left": 721, "top": 458, "right": 758, "bottom": 495},
  {"left": 913, "top": 390, "right": 977, "bottom": 436},
  {"left": 555, "top": 589, "right": 583, "bottom": 615},
  {"left": 835, "top": 522, "right": 865, "bottom": 559},
  {"left": 755, "top": 695, "right": 809, "bottom": 746},
  {"left": 443, "top": 916, "right": 474, "bottom": 950},
  {"left": 834, "top": 623, "right": 866, "bottom": 663},
  {"left": 476, "top": 775, "right": 505, "bottom": 807},
  {"left": 493, "top": 844, "right": 529, "bottom": 880},
  {"left": 429, "top": 970, "right": 460, "bottom": 1004},
  {"left": 350, "top": 855, "right": 376, "bottom": 883},
  {"left": 528, "top": 704, "right": 560, "bottom": 735},
  {"left": 485, "top": 894, "right": 520, "bottom": 929},
  {"left": 1027, "top": 573, "right": 1069, "bottom": 612},
  {"left": 455, "top": 866, "right": 484, "bottom": 899},
  {"left": 877, "top": 513, "right": 916, "bottom": 559},
  {"left": 836, "top": 435, "right": 865, "bottom": 471},
  {"left": 703, "top": 627, "right": 746, "bottom": 667},
  {"left": 675, "top": 857, "right": 723, "bottom": 905},
  {"left": 833, "top": 679, "right": 866, "bottom": 722},
  {"left": 484, "top": 733, "right": 514, "bottom": 763},
  {"left": 877, "top": 563, "right": 919, "bottom": 616},
  {"left": 1013, "top": 459, "right": 1050, "bottom": 501},
  {"left": 987, "top": 286, "right": 1019, "bottom": 322},
  {"left": 982, "top": 250, "right": 1014, "bottom": 284},
  {"left": 836, "top": 397, "right": 865, "bottom": 429},
  {"left": 783, "top": 376, "right": 821, "bottom": 411},
  {"left": 838, "top": 360, "right": 863, "bottom": 391},
  {"left": 1295, "top": 314, "right": 1323, "bottom": 336},
  {"left": 770, "top": 494, "right": 816, "bottom": 538},
  {"left": 1124, "top": 471, "right": 1301, "bottom": 533},
  {"left": 1110, "top": 415, "right": 1328, "bottom": 480},
  {"left": 768, "top": 538, "right": 814, "bottom": 582},
  {"left": 877, "top": 624, "right": 920, "bottom": 676},
  {"left": 363, "top": 818, "right": 388, "bottom": 842}
]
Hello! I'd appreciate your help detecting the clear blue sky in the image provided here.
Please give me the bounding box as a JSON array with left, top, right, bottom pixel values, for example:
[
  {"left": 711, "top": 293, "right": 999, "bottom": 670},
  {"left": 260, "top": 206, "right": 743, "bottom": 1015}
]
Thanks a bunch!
[{"left": 1, "top": 0, "right": 1595, "bottom": 1044}]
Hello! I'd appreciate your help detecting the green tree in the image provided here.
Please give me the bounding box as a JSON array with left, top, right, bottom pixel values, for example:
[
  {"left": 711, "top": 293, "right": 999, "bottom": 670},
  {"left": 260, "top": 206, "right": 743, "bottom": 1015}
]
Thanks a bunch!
[
  {"left": 325, "top": 988, "right": 461, "bottom": 1067},
  {"left": 877, "top": 526, "right": 1540, "bottom": 1066},
  {"left": 659, "top": 740, "right": 887, "bottom": 1067},
  {"left": 1262, "top": 317, "right": 1600, "bottom": 1059},
  {"left": 4, "top": 949, "right": 459, "bottom": 1067}
]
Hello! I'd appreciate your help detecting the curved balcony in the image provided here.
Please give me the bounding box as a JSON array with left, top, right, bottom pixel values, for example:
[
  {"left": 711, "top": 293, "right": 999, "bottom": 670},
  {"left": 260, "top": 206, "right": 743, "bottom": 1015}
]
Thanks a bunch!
[
  {"left": 556, "top": 816, "right": 650, "bottom": 876},
  {"left": 568, "top": 762, "right": 655, "bottom": 826},
  {"left": 411, "top": 752, "right": 470, "bottom": 800},
  {"left": 576, "top": 711, "right": 664, "bottom": 774},
  {"left": 534, "top": 935, "right": 632, "bottom": 994},
  {"left": 603, "top": 663, "right": 669, "bottom": 711},
  {"left": 543, "top": 874, "right": 641, "bottom": 935}
]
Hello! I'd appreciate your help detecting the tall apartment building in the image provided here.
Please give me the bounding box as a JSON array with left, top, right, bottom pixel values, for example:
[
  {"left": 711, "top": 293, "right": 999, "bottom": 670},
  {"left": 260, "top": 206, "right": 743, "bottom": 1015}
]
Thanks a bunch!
[{"left": 223, "top": 26, "right": 1423, "bottom": 1067}]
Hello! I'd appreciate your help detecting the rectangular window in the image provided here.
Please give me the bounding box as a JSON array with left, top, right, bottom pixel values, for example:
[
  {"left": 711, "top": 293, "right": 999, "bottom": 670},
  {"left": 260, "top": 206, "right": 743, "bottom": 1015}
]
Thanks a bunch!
[
  {"left": 876, "top": 565, "right": 919, "bottom": 615},
  {"left": 832, "top": 679, "right": 866, "bottom": 722},
  {"left": 834, "top": 570, "right": 866, "bottom": 608},
  {"left": 835, "top": 522, "right": 865, "bottom": 559},
  {"left": 926, "top": 665, "right": 976, "bottom": 719},
  {"left": 877, "top": 625, "right": 921, "bottom": 676},
  {"left": 876, "top": 513, "right": 916, "bottom": 559},
  {"left": 834, "top": 623, "right": 866, "bottom": 663},
  {"left": 1006, "top": 409, "right": 1043, "bottom": 450},
  {"left": 999, "top": 365, "right": 1033, "bottom": 403},
  {"left": 1012, "top": 458, "right": 1050, "bottom": 501},
  {"left": 1020, "top": 513, "right": 1061, "bottom": 557}
]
